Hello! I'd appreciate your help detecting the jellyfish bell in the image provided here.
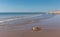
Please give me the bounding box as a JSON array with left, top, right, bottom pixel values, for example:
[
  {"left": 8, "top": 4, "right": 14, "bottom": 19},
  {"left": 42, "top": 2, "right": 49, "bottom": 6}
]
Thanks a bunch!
[{"left": 32, "top": 26, "right": 41, "bottom": 31}]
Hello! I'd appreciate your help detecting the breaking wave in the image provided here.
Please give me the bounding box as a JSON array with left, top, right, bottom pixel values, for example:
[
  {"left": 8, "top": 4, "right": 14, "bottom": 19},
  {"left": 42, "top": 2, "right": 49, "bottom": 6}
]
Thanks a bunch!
[{"left": 0, "top": 14, "right": 55, "bottom": 25}]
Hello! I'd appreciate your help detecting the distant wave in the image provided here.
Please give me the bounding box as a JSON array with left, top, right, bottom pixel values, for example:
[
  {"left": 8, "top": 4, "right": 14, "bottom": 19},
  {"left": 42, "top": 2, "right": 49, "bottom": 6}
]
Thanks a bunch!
[
  {"left": 0, "top": 14, "right": 55, "bottom": 25},
  {"left": 0, "top": 14, "right": 42, "bottom": 23}
]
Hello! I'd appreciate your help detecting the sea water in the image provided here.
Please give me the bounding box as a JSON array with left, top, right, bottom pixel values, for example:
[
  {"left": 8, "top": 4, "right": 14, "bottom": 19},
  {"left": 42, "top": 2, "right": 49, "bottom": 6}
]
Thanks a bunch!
[{"left": 0, "top": 12, "right": 55, "bottom": 25}]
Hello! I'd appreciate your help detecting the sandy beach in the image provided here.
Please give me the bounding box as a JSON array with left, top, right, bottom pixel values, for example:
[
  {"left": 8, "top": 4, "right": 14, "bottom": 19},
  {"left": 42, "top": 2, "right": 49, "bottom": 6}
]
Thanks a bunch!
[{"left": 0, "top": 15, "right": 60, "bottom": 37}]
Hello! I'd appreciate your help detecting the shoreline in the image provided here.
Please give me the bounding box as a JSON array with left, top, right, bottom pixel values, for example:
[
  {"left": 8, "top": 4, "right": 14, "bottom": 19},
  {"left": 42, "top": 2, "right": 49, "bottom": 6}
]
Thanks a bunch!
[{"left": 0, "top": 15, "right": 60, "bottom": 37}]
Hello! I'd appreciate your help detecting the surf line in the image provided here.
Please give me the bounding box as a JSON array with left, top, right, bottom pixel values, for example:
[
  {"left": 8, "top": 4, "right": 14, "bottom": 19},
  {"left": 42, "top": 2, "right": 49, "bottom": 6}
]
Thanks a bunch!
[{"left": 0, "top": 14, "right": 42, "bottom": 23}]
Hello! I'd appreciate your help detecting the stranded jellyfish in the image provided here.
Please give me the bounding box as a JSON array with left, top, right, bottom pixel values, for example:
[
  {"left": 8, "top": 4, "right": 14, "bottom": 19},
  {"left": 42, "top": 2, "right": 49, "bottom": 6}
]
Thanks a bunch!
[{"left": 33, "top": 26, "right": 41, "bottom": 31}]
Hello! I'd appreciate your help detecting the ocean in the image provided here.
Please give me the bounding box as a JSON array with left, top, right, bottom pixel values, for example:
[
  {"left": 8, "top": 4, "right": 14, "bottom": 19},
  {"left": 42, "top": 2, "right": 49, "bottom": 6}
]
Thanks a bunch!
[
  {"left": 0, "top": 12, "right": 60, "bottom": 37},
  {"left": 0, "top": 12, "right": 55, "bottom": 25}
]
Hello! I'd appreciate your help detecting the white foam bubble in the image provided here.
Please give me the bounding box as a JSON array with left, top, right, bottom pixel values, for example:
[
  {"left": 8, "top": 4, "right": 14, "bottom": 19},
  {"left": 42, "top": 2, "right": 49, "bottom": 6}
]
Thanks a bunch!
[{"left": 0, "top": 21, "right": 4, "bottom": 23}]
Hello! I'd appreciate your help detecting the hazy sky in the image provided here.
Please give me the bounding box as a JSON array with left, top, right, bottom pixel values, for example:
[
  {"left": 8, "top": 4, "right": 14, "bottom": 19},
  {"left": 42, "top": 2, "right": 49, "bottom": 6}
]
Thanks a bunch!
[{"left": 0, "top": 0, "right": 60, "bottom": 12}]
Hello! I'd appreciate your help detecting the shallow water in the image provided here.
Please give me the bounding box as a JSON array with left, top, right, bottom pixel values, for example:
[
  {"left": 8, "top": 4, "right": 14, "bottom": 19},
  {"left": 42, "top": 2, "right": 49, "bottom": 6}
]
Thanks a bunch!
[{"left": 0, "top": 13, "right": 55, "bottom": 25}]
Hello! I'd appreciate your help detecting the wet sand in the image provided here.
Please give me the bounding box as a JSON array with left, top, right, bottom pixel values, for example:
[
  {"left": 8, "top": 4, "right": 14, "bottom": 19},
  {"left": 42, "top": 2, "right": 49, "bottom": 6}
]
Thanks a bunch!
[{"left": 0, "top": 15, "right": 60, "bottom": 37}]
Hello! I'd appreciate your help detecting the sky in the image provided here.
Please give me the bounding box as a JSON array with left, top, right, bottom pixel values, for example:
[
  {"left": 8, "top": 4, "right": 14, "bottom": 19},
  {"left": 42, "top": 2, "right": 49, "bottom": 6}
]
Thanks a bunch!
[{"left": 0, "top": 0, "right": 60, "bottom": 12}]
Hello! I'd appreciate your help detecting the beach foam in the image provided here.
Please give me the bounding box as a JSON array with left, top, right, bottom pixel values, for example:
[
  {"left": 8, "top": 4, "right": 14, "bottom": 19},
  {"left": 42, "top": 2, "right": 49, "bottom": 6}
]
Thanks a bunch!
[{"left": 0, "top": 14, "right": 55, "bottom": 25}]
